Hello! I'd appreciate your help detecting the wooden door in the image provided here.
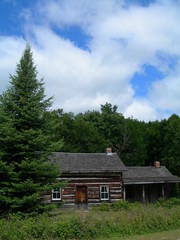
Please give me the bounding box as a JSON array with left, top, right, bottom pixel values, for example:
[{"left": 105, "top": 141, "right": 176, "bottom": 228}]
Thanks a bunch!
[{"left": 76, "top": 186, "right": 87, "bottom": 204}]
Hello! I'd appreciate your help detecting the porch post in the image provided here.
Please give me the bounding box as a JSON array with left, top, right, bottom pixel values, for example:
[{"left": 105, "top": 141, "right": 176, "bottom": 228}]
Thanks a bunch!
[
  {"left": 123, "top": 185, "right": 126, "bottom": 200},
  {"left": 162, "top": 184, "right": 165, "bottom": 199},
  {"left": 142, "top": 184, "right": 145, "bottom": 203}
]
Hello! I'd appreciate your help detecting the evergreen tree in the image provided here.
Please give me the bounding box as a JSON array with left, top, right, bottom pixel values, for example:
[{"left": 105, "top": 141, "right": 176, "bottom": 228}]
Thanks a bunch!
[{"left": 0, "top": 44, "right": 63, "bottom": 215}]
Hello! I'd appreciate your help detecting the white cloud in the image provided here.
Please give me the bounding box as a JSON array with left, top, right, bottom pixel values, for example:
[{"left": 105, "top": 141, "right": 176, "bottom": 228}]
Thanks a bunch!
[
  {"left": 0, "top": 36, "right": 25, "bottom": 92},
  {"left": 29, "top": 26, "right": 134, "bottom": 113},
  {"left": 149, "top": 61, "right": 180, "bottom": 114},
  {"left": 124, "top": 99, "right": 158, "bottom": 121},
  {"left": 1, "top": 0, "right": 180, "bottom": 121}
]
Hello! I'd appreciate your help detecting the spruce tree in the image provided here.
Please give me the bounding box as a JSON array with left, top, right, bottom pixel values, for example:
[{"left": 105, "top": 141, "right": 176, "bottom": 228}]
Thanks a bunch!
[{"left": 0, "top": 44, "right": 62, "bottom": 215}]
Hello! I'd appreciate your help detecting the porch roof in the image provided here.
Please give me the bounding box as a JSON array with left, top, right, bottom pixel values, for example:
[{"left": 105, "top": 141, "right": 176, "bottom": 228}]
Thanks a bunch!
[
  {"left": 123, "top": 166, "right": 180, "bottom": 185},
  {"left": 51, "top": 152, "right": 127, "bottom": 176}
]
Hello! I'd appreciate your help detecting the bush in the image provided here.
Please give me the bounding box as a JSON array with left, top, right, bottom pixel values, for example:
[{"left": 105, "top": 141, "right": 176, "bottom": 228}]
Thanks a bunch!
[
  {"left": 99, "top": 202, "right": 110, "bottom": 211},
  {"left": 112, "top": 200, "right": 130, "bottom": 210},
  {"left": 0, "top": 204, "right": 180, "bottom": 239},
  {"left": 155, "top": 197, "right": 180, "bottom": 208}
]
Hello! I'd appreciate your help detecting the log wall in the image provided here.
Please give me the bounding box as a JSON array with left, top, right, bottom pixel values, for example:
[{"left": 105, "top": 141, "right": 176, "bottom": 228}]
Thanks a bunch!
[{"left": 51, "top": 176, "right": 123, "bottom": 207}]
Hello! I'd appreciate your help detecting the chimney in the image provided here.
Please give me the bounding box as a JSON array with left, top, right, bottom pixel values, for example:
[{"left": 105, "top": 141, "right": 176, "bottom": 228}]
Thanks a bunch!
[
  {"left": 106, "top": 148, "right": 112, "bottom": 155},
  {"left": 154, "top": 161, "right": 160, "bottom": 168}
]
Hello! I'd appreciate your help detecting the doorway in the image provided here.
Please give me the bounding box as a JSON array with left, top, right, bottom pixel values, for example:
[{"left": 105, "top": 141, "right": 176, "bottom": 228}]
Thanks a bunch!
[{"left": 76, "top": 185, "right": 87, "bottom": 209}]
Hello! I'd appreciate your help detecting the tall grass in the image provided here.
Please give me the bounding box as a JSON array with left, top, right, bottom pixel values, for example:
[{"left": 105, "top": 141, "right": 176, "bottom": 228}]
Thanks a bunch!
[{"left": 0, "top": 199, "right": 180, "bottom": 240}]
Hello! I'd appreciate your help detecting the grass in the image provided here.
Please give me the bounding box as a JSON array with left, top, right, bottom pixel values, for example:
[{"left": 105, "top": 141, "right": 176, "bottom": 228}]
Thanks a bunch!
[
  {"left": 97, "top": 228, "right": 180, "bottom": 240},
  {"left": 0, "top": 200, "right": 180, "bottom": 239}
]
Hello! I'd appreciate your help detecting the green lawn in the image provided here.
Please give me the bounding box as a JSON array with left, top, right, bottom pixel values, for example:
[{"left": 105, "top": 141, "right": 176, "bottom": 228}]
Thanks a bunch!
[{"left": 97, "top": 228, "right": 180, "bottom": 240}]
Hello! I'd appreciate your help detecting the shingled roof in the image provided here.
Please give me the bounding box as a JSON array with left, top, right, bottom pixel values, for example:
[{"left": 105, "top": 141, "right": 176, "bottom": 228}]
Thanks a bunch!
[
  {"left": 51, "top": 152, "right": 127, "bottom": 176},
  {"left": 123, "top": 166, "right": 180, "bottom": 184}
]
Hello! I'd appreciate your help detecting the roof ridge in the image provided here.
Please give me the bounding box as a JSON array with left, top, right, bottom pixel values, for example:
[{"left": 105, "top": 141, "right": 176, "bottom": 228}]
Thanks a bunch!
[
  {"left": 52, "top": 152, "right": 118, "bottom": 156},
  {"left": 126, "top": 166, "right": 166, "bottom": 168}
]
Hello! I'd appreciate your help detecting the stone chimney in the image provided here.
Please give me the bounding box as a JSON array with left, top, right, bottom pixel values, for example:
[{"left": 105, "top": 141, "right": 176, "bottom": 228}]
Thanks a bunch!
[
  {"left": 154, "top": 161, "right": 160, "bottom": 168},
  {"left": 106, "top": 148, "right": 112, "bottom": 155}
]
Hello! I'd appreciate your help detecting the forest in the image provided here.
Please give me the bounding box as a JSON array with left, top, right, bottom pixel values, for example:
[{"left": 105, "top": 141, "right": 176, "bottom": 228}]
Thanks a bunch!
[
  {"left": 0, "top": 44, "right": 179, "bottom": 216},
  {"left": 48, "top": 103, "right": 180, "bottom": 177}
]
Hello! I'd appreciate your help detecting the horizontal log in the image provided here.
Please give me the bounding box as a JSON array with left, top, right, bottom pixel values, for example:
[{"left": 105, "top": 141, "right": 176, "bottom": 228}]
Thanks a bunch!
[
  {"left": 60, "top": 177, "right": 122, "bottom": 181},
  {"left": 63, "top": 192, "right": 75, "bottom": 196},
  {"left": 88, "top": 190, "right": 99, "bottom": 194},
  {"left": 110, "top": 190, "right": 122, "bottom": 194},
  {"left": 88, "top": 186, "right": 99, "bottom": 189},
  {"left": 109, "top": 184, "right": 122, "bottom": 187},
  {"left": 62, "top": 195, "right": 75, "bottom": 200},
  {"left": 88, "top": 195, "right": 100, "bottom": 199},
  {"left": 63, "top": 194, "right": 75, "bottom": 197},
  {"left": 63, "top": 199, "right": 75, "bottom": 203},
  {"left": 88, "top": 192, "right": 99, "bottom": 196},
  {"left": 88, "top": 191, "right": 99, "bottom": 195},
  {"left": 110, "top": 187, "right": 122, "bottom": 190},
  {"left": 68, "top": 183, "right": 118, "bottom": 188},
  {"left": 64, "top": 179, "right": 122, "bottom": 184},
  {"left": 64, "top": 183, "right": 122, "bottom": 188},
  {"left": 88, "top": 199, "right": 101, "bottom": 203},
  {"left": 63, "top": 189, "right": 75, "bottom": 194},
  {"left": 110, "top": 195, "right": 122, "bottom": 199},
  {"left": 110, "top": 193, "right": 122, "bottom": 196},
  {"left": 65, "top": 184, "right": 76, "bottom": 188}
]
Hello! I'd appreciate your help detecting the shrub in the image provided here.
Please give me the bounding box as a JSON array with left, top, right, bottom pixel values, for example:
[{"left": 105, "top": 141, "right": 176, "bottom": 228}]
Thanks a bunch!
[
  {"left": 99, "top": 202, "right": 110, "bottom": 211},
  {"left": 0, "top": 204, "right": 180, "bottom": 239},
  {"left": 155, "top": 197, "right": 180, "bottom": 208},
  {"left": 112, "top": 200, "right": 130, "bottom": 210}
]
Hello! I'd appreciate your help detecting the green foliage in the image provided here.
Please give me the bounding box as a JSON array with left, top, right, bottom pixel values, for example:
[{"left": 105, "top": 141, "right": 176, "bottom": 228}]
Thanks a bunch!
[
  {"left": 122, "top": 119, "right": 147, "bottom": 166},
  {"left": 161, "top": 115, "right": 180, "bottom": 176},
  {"left": 46, "top": 102, "right": 180, "bottom": 176},
  {"left": 155, "top": 197, "right": 180, "bottom": 208},
  {"left": 144, "top": 120, "right": 163, "bottom": 166},
  {"left": 50, "top": 110, "right": 106, "bottom": 153},
  {"left": 112, "top": 200, "right": 130, "bottom": 210},
  {"left": 172, "top": 183, "right": 180, "bottom": 198},
  {"left": 99, "top": 202, "right": 110, "bottom": 211},
  {"left": 144, "top": 116, "right": 180, "bottom": 175},
  {"left": 0, "top": 44, "right": 63, "bottom": 215},
  {"left": 0, "top": 205, "right": 180, "bottom": 239}
]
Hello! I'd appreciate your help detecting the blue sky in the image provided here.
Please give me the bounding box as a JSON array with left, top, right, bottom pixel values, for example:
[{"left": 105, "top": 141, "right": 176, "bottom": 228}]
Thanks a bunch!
[{"left": 0, "top": 0, "right": 180, "bottom": 121}]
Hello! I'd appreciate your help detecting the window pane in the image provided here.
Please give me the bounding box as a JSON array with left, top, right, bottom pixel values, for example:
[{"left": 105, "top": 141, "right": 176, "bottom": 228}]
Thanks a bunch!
[
  {"left": 52, "top": 188, "right": 61, "bottom": 200},
  {"left": 101, "top": 186, "right": 109, "bottom": 199}
]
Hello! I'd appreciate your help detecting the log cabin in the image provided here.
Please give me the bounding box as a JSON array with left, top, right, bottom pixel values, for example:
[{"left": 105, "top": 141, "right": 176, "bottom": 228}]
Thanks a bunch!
[
  {"left": 48, "top": 148, "right": 126, "bottom": 208},
  {"left": 46, "top": 149, "right": 180, "bottom": 208}
]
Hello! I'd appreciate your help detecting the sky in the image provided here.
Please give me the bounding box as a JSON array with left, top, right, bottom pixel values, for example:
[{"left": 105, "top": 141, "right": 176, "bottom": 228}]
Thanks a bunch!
[{"left": 0, "top": 0, "right": 180, "bottom": 121}]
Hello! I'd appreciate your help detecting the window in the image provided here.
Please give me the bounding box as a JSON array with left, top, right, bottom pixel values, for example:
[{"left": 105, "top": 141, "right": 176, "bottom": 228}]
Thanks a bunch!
[
  {"left": 100, "top": 185, "right": 109, "bottom": 200},
  {"left": 52, "top": 188, "right": 61, "bottom": 200}
]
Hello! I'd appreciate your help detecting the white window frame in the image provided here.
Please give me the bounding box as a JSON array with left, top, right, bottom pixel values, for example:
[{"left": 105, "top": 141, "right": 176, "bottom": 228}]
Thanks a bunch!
[
  {"left": 52, "top": 187, "right": 61, "bottom": 201},
  {"left": 100, "top": 185, "right": 109, "bottom": 200}
]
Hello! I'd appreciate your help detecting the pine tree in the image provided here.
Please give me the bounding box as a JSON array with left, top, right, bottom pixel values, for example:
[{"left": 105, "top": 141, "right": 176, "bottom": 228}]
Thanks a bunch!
[{"left": 0, "top": 44, "right": 63, "bottom": 215}]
